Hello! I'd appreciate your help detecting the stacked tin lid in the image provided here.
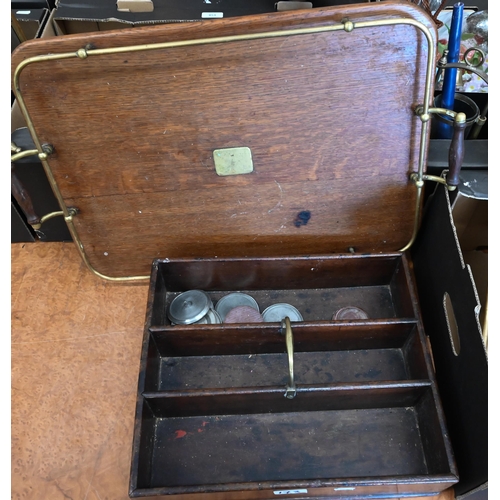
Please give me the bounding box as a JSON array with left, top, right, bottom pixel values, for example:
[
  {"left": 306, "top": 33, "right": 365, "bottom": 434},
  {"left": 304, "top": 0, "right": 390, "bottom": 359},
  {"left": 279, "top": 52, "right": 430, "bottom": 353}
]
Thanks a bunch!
[
  {"left": 167, "top": 290, "right": 222, "bottom": 325},
  {"left": 167, "top": 291, "right": 306, "bottom": 325},
  {"left": 215, "top": 293, "right": 262, "bottom": 322},
  {"left": 261, "top": 303, "right": 303, "bottom": 322},
  {"left": 167, "top": 290, "right": 369, "bottom": 325}
]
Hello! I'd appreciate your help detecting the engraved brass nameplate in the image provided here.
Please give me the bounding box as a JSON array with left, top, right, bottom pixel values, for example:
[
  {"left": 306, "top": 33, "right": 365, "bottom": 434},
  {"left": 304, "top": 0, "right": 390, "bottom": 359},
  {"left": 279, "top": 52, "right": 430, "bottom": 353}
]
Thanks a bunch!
[{"left": 213, "top": 147, "right": 254, "bottom": 176}]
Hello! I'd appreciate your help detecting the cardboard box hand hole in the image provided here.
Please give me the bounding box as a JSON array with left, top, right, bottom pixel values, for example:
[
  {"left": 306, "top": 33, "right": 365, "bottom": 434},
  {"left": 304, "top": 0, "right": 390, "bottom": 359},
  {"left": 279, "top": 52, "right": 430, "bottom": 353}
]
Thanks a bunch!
[{"left": 443, "top": 291, "right": 461, "bottom": 356}]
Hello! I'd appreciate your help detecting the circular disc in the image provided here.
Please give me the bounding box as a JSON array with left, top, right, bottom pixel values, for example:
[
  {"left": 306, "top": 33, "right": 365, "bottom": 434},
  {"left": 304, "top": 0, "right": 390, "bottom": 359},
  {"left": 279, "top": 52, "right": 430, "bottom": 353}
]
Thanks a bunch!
[
  {"left": 215, "top": 293, "right": 259, "bottom": 321},
  {"left": 333, "top": 306, "right": 369, "bottom": 320},
  {"left": 262, "top": 303, "right": 303, "bottom": 322},
  {"left": 203, "top": 309, "right": 223, "bottom": 324},
  {"left": 168, "top": 290, "right": 212, "bottom": 324}
]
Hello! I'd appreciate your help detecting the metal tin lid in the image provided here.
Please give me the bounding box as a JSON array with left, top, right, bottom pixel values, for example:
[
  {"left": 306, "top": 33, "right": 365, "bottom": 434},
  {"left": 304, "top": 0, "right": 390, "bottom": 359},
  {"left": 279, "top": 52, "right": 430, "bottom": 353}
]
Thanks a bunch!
[
  {"left": 223, "top": 305, "right": 264, "bottom": 324},
  {"left": 333, "top": 306, "right": 369, "bottom": 320},
  {"left": 262, "top": 303, "right": 303, "bottom": 322},
  {"left": 195, "top": 308, "right": 223, "bottom": 325},
  {"left": 167, "top": 290, "right": 212, "bottom": 325},
  {"left": 215, "top": 293, "right": 259, "bottom": 321}
]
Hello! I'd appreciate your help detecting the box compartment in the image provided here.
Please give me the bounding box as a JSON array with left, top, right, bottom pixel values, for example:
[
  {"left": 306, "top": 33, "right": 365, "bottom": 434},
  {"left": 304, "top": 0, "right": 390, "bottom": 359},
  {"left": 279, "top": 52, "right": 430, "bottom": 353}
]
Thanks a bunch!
[
  {"left": 150, "top": 254, "right": 417, "bottom": 327},
  {"left": 133, "top": 384, "right": 455, "bottom": 495},
  {"left": 147, "top": 322, "right": 426, "bottom": 391}
]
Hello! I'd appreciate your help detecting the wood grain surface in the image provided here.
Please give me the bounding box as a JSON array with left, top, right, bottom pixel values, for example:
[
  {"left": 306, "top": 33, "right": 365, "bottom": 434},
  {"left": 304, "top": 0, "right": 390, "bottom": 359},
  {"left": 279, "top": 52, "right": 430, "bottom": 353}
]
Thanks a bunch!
[
  {"left": 11, "top": 241, "right": 456, "bottom": 500},
  {"left": 11, "top": 2, "right": 437, "bottom": 278},
  {"left": 11, "top": 242, "right": 149, "bottom": 500}
]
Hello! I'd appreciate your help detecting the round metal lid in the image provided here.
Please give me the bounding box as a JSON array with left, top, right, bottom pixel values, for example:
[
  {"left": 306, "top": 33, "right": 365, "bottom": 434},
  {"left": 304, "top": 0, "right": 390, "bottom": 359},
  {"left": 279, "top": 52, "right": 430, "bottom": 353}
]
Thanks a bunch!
[
  {"left": 333, "top": 306, "right": 369, "bottom": 320},
  {"left": 195, "top": 308, "right": 223, "bottom": 325},
  {"left": 215, "top": 293, "right": 259, "bottom": 321},
  {"left": 262, "top": 303, "right": 303, "bottom": 322},
  {"left": 167, "top": 290, "right": 212, "bottom": 325}
]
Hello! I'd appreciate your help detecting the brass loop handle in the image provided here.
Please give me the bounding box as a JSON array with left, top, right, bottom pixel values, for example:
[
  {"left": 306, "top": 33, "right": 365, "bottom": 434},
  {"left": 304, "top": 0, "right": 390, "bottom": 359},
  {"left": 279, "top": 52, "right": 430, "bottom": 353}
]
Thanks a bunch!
[
  {"left": 462, "top": 47, "right": 486, "bottom": 69},
  {"left": 281, "top": 316, "right": 296, "bottom": 399},
  {"left": 442, "top": 62, "right": 488, "bottom": 85}
]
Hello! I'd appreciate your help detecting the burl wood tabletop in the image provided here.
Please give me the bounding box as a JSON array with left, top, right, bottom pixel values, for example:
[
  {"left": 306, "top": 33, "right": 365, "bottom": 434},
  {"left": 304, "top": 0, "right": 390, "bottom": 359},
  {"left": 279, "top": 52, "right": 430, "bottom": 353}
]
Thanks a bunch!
[{"left": 11, "top": 241, "right": 456, "bottom": 500}]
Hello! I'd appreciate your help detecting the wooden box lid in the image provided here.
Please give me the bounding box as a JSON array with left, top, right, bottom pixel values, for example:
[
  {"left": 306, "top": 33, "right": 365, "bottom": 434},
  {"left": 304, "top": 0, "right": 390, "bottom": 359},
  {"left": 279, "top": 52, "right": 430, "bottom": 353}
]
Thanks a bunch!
[{"left": 11, "top": 1, "right": 437, "bottom": 280}]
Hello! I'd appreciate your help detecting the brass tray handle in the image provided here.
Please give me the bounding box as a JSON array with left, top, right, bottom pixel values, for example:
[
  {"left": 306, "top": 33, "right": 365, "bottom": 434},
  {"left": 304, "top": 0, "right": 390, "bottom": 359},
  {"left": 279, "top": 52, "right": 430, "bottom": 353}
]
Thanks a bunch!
[
  {"left": 413, "top": 108, "right": 466, "bottom": 191},
  {"left": 281, "top": 317, "right": 296, "bottom": 399}
]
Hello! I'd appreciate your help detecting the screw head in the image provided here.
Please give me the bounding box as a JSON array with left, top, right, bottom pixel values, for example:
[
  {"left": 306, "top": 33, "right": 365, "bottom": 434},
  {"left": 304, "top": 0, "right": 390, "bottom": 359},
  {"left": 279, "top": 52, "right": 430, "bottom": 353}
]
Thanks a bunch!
[{"left": 41, "top": 143, "right": 54, "bottom": 155}]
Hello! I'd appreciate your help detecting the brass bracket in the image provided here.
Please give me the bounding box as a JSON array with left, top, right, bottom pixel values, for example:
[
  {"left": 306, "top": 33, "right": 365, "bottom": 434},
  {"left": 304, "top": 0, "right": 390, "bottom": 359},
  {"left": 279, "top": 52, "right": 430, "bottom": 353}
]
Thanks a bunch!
[
  {"left": 414, "top": 105, "right": 465, "bottom": 124},
  {"left": 11, "top": 147, "right": 39, "bottom": 162},
  {"left": 11, "top": 142, "right": 54, "bottom": 163},
  {"left": 42, "top": 207, "right": 78, "bottom": 225},
  {"left": 11, "top": 141, "right": 80, "bottom": 234},
  {"left": 410, "top": 172, "right": 455, "bottom": 191},
  {"left": 32, "top": 208, "right": 78, "bottom": 231}
]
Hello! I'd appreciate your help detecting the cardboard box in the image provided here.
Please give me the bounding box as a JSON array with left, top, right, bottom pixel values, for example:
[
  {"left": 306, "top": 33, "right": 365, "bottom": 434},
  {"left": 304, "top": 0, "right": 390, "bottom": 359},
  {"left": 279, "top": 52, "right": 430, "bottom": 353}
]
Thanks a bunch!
[
  {"left": 11, "top": 7, "right": 49, "bottom": 49},
  {"left": 412, "top": 176, "right": 488, "bottom": 499},
  {"left": 11, "top": 200, "right": 36, "bottom": 243},
  {"left": 12, "top": 0, "right": 53, "bottom": 7},
  {"left": 52, "top": 0, "right": 279, "bottom": 34},
  {"left": 451, "top": 171, "right": 488, "bottom": 347}
]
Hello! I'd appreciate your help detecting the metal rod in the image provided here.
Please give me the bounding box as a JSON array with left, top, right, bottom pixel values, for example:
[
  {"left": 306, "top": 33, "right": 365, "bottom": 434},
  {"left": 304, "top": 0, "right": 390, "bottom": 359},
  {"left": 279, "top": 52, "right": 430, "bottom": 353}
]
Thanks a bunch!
[
  {"left": 282, "top": 317, "right": 296, "bottom": 399},
  {"left": 11, "top": 149, "right": 40, "bottom": 162},
  {"left": 468, "top": 102, "right": 487, "bottom": 140},
  {"left": 442, "top": 62, "right": 488, "bottom": 85}
]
